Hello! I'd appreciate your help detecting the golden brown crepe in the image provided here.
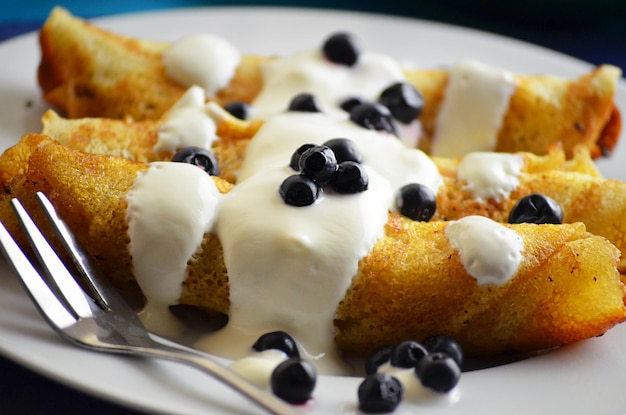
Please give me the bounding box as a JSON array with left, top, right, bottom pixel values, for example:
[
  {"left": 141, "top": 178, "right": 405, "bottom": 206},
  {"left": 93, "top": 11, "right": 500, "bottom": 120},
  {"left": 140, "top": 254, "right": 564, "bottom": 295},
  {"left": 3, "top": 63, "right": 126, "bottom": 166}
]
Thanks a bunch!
[
  {"left": 37, "top": 108, "right": 626, "bottom": 271},
  {"left": 1, "top": 134, "right": 625, "bottom": 358},
  {"left": 38, "top": 7, "right": 621, "bottom": 159}
]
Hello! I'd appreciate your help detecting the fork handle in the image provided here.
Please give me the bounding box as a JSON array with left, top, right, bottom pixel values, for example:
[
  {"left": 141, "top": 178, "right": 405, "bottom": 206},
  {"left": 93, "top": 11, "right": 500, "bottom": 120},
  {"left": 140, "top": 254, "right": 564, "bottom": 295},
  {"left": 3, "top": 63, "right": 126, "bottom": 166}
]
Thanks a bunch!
[{"left": 129, "top": 344, "right": 299, "bottom": 415}]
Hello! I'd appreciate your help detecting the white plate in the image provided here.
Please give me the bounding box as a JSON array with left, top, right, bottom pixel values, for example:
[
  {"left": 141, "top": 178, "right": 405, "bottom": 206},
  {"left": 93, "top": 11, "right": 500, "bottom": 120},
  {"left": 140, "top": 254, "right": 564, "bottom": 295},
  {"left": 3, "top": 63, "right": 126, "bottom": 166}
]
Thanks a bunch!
[{"left": 0, "top": 7, "right": 625, "bottom": 415}]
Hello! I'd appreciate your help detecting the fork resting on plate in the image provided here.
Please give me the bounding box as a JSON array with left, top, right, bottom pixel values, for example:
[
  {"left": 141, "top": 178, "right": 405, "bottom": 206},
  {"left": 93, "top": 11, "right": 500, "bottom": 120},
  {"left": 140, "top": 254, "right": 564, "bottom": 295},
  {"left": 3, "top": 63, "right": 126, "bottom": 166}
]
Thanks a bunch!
[{"left": 0, "top": 192, "right": 298, "bottom": 415}]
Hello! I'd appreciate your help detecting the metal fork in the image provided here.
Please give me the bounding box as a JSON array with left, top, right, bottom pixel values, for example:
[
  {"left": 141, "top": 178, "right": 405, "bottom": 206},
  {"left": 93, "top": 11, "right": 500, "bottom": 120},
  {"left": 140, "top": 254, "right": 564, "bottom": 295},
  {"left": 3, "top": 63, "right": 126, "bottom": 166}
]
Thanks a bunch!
[{"left": 0, "top": 192, "right": 298, "bottom": 415}]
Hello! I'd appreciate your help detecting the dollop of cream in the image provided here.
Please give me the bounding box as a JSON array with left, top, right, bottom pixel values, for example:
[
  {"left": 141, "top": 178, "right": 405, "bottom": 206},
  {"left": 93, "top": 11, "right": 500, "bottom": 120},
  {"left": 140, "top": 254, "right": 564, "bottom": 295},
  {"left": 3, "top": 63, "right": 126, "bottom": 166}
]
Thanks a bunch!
[
  {"left": 125, "top": 162, "right": 221, "bottom": 333},
  {"left": 229, "top": 349, "right": 287, "bottom": 388},
  {"left": 163, "top": 34, "right": 240, "bottom": 95},
  {"left": 445, "top": 216, "right": 524, "bottom": 286},
  {"left": 252, "top": 49, "right": 405, "bottom": 119},
  {"left": 457, "top": 152, "right": 524, "bottom": 201},
  {"left": 432, "top": 60, "right": 516, "bottom": 157},
  {"left": 155, "top": 86, "right": 219, "bottom": 153}
]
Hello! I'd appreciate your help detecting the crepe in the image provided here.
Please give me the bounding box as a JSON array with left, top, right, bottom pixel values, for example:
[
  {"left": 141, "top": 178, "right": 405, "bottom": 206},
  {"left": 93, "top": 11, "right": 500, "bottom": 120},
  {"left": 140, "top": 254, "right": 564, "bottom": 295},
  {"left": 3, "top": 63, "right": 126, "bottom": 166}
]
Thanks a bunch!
[
  {"left": 1, "top": 134, "right": 624, "bottom": 358},
  {"left": 37, "top": 108, "right": 626, "bottom": 271},
  {"left": 38, "top": 7, "right": 621, "bottom": 159}
]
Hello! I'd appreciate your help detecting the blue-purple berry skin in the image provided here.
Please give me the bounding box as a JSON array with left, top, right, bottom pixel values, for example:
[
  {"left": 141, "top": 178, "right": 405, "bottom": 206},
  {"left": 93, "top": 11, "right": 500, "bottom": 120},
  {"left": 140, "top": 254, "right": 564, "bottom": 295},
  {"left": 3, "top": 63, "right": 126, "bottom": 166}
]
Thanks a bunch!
[
  {"left": 415, "top": 352, "right": 461, "bottom": 393},
  {"left": 322, "top": 32, "right": 360, "bottom": 67},
  {"left": 508, "top": 193, "right": 563, "bottom": 225},
  {"left": 329, "top": 161, "right": 368, "bottom": 194},
  {"left": 288, "top": 93, "right": 321, "bottom": 113},
  {"left": 365, "top": 345, "right": 394, "bottom": 375},
  {"left": 252, "top": 331, "right": 300, "bottom": 358},
  {"left": 223, "top": 101, "right": 250, "bottom": 120},
  {"left": 378, "top": 82, "right": 424, "bottom": 123},
  {"left": 298, "top": 145, "right": 338, "bottom": 183},
  {"left": 271, "top": 358, "right": 317, "bottom": 404},
  {"left": 322, "top": 138, "right": 363, "bottom": 164},
  {"left": 349, "top": 102, "right": 398, "bottom": 136},
  {"left": 397, "top": 183, "right": 437, "bottom": 222},
  {"left": 279, "top": 174, "right": 320, "bottom": 207},
  {"left": 358, "top": 373, "right": 404, "bottom": 413},
  {"left": 422, "top": 334, "right": 464, "bottom": 368},
  {"left": 171, "top": 146, "right": 219, "bottom": 176},
  {"left": 389, "top": 340, "right": 428, "bottom": 368}
]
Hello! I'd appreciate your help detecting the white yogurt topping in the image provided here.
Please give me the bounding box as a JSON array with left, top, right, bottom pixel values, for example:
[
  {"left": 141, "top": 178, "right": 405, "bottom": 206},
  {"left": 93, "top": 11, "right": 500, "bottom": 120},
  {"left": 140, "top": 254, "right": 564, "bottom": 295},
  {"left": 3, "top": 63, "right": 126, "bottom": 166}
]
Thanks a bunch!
[
  {"left": 431, "top": 59, "right": 516, "bottom": 157},
  {"left": 127, "top": 111, "right": 442, "bottom": 373},
  {"left": 163, "top": 34, "right": 241, "bottom": 95},
  {"left": 457, "top": 152, "right": 524, "bottom": 202},
  {"left": 252, "top": 49, "right": 406, "bottom": 119},
  {"left": 203, "top": 112, "right": 441, "bottom": 373},
  {"left": 155, "top": 86, "right": 220, "bottom": 153},
  {"left": 445, "top": 216, "right": 524, "bottom": 286},
  {"left": 229, "top": 349, "right": 287, "bottom": 389},
  {"left": 126, "top": 162, "right": 221, "bottom": 333}
]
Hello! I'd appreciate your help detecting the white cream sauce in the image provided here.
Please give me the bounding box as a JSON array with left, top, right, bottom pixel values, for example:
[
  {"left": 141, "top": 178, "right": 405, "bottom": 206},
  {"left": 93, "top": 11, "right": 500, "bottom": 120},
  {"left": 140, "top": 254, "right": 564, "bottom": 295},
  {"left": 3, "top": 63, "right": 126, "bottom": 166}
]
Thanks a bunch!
[
  {"left": 127, "top": 111, "right": 442, "bottom": 373},
  {"left": 445, "top": 216, "right": 524, "bottom": 286},
  {"left": 431, "top": 59, "right": 516, "bottom": 157},
  {"left": 162, "top": 34, "right": 241, "bottom": 95},
  {"left": 252, "top": 48, "right": 405, "bottom": 119},
  {"left": 457, "top": 152, "right": 524, "bottom": 202},
  {"left": 155, "top": 86, "right": 220, "bottom": 153},
  {"left": 125, "top": 162, "right": 221, "bottom": 335},
  {"left": 229, "top": 349, "right": 287, "bottom": 389},
  {"left": 198, "top": 112, "right": 442, "bottom": 374}
]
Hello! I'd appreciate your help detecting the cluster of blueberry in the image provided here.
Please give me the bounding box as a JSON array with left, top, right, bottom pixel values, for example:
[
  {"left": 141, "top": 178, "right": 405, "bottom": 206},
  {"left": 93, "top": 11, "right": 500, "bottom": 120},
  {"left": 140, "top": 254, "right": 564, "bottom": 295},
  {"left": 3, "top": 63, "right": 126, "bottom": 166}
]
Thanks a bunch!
[
  {"left": 360, "top": 335, "right": 464, "bottom": 413},
  {"left": 252, "top": 330, "right": 464, "bottom": 412},
  {"left": 279, "top": 138, "right": 369, "bottom": 206}
]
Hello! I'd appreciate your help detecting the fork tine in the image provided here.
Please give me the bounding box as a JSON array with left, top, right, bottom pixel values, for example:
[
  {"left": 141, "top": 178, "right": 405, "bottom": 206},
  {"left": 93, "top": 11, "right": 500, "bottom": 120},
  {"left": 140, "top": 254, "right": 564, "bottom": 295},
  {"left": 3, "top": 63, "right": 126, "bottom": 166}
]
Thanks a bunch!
[
  {"left": 0, "top": 220, "right": 76, "bottom": 329},
  {"left": 34, "top": 192, "right": 142, "bottom": 323},
  {"left": 10, "top": 198, "right": 94, "bottom": 319},
  {"left": 35, "top": 192, "right": 109, "bottom": 310}
]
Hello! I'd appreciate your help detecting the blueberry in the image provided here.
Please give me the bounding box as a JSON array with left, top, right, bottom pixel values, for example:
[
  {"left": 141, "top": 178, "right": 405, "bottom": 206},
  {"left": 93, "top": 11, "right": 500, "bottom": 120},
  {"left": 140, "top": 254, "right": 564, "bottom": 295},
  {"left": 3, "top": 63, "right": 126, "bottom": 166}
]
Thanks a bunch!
[
  {"left": 365, "top": 345, "right": 394, "bottom": 375},
  {"left": 422, "top": 334, "right": 464, "bottom": 368},
  {"left": 508, "top": 193, "right": 563, "bottom": 224},
  {"left": 271, "top": 358, "right": 317, "bottom": 404},
  {"left": 322, "top": 138, "right": 363, "bottom": 164},
  {"left": 289, "top": 143, "right": 316, "bottom": 171},
  {"left": 349, "top": 103, "right": 397, "bottom": 136},
  {"left": 288, "top": 93, "right": 321, "bottom": 113},
  {"left": 223, "top": 101, "right": 250, "bottom": 120},
  {"left": 396, "top": 183, "right": 437, "bottom": 221},
  {"left": 358, "top": 373, "right": 404, "bottom": 413},
  {"left": 279, "top": 174, "right": 320, "bottom": 207},
  {"left": 329, "top": 161, "right": 368, "bottom": 194},
  {"left": 389, "top": 340, "right": 428, "bottom": 368},
  {"left": 339, "top": 96, "right": 366, "bottom": 113},
  {"left": 415, "top": 352, "right": 461, "bottom": 393},
  {"left": 298, "top": 146, "right": 338, "bottom": 182},
  {"left": 252, "top": 331, "right": 300, "bottom": 358},
  {"left": 322, "top": 32, "right": 360, "bottom": 67},
  {"left": 378, "top": 82, "right": 424, "bottom": 123},
  {"left": 171, "top": 146, "right": 219, "bottom": 176}
]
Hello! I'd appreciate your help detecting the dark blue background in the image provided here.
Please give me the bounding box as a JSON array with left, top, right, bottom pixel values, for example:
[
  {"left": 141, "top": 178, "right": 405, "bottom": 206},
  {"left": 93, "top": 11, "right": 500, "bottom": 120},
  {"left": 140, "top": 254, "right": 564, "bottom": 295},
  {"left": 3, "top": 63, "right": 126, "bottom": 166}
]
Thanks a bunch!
[{"left": 1, "top": 1, "right": 624, "bottom": 414}]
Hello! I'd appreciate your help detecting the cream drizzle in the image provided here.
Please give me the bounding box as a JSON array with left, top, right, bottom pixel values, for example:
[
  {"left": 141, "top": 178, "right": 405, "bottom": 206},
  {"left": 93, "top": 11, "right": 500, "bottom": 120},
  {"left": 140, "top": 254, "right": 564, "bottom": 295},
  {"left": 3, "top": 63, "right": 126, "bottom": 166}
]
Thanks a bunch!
[{"left": 432, "top": 59, "right": 516, "bottom": 157}]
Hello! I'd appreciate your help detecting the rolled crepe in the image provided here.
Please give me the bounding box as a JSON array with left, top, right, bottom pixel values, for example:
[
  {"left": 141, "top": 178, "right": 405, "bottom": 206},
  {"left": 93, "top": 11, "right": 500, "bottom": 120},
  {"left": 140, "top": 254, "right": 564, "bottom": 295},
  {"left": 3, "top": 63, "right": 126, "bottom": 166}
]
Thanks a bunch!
[
  {"left": 38, "top": 7, "right": 621, "bottom": 158},
  {"left": 36, "top": 109, "right": 626, "bottom": 269},
  {"left": 1, "top": 134, "right": 624, "bottom": 358}
]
